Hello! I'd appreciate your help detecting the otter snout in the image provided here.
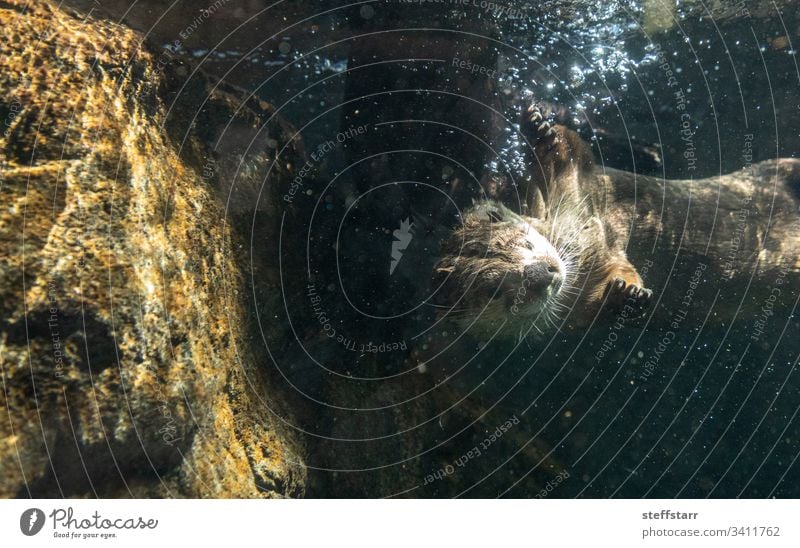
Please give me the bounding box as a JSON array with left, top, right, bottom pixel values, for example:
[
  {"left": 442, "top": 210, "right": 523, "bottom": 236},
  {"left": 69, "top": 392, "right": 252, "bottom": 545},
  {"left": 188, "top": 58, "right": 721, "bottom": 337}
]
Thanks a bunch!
[{"left": 523, "top": 255, "right": 564, "bottom": 295}]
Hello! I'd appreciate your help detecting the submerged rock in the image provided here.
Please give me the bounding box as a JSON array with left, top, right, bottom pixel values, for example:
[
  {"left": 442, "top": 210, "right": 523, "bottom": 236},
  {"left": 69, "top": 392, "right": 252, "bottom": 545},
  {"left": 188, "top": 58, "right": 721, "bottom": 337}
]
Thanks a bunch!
[{"left": 0, "top": 0, "right": 304, "bottom": 497}]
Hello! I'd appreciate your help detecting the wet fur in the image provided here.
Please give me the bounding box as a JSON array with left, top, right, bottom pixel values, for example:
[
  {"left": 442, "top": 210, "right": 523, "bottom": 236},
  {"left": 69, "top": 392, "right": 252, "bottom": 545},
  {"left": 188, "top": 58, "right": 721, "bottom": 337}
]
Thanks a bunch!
[
  {"left": 432, "top": 103, "right": 651, "bottom": 338},
  {"left": 521, "top": 106, "right": 648, "bottom": 313}
]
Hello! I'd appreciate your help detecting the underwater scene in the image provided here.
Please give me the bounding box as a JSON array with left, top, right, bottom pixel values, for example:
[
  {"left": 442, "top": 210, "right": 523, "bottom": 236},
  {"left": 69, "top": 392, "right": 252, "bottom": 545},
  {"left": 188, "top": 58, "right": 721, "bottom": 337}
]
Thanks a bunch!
[{"left": 1, "top": 0, "right": 799, "bottom": 499}]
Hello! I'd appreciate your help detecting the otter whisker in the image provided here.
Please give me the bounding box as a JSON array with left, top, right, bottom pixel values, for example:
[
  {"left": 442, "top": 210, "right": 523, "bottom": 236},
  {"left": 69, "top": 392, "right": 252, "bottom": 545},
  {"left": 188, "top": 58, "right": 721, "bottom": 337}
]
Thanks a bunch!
[{"left": 423, "top": 302, "right": 469, "bottom": 311}]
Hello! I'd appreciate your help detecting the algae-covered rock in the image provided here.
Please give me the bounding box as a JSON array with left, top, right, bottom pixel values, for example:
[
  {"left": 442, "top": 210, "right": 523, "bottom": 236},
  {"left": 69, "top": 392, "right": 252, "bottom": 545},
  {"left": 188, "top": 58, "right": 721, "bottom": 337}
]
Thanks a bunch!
[{"left": 0, "top": 0, "right": 305, "bottom": 497}]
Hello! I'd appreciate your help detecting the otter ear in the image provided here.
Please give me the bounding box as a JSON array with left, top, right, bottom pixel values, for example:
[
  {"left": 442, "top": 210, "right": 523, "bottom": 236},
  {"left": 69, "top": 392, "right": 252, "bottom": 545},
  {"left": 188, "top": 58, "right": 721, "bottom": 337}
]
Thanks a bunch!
[
  {"left": 468, "top": 201, "right": 507, "bottom": 223},
  {"left": 529, "top": 186, "right": 546, "bottom": 219}
]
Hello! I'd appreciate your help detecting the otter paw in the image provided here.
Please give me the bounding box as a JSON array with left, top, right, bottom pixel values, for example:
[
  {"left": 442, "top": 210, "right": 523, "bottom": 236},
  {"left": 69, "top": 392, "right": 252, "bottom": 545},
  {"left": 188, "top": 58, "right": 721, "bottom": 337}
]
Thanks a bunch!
[
  {"left": 602, "top": 277, "right": 653, "bottom": 320},
  {"left": 524, "top": 103, "right": 558, "bottom": 150}
]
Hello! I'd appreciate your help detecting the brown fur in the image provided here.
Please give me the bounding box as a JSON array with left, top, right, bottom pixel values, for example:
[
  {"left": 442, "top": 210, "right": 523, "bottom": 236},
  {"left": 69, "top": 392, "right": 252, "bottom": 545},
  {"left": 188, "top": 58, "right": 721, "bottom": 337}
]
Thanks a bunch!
[
  {"left": 431, "top": 104, "right": 651, "bottom": 337},
  {"left": 521, "top": 104, "right": 652, "bottom": 326}
]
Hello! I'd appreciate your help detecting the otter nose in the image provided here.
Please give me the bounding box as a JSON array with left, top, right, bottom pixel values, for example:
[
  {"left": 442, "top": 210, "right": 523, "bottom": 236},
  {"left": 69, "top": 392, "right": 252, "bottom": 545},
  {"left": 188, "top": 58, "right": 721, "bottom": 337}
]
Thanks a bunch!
[{"left": 523, "top": 257, "right": 563, "bottom": 292}]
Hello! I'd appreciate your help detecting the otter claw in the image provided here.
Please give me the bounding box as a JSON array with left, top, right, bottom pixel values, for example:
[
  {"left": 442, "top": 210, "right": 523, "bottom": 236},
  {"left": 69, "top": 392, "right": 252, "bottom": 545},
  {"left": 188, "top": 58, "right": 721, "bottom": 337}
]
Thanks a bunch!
[
  {"left": 537, "top": 118, "right": 558, "bottom": 146},
  {"left": 528, "top": 107, "right": 543, "bottom": 124},
  {"left": 603, "top": 277, "right": 652, "bottom": 319},
  {"left": 624, "top": 284, "right": 652, "bottom": 304},
  {"left": 525, "top": 104, "right": 557, "bottom": 141}
]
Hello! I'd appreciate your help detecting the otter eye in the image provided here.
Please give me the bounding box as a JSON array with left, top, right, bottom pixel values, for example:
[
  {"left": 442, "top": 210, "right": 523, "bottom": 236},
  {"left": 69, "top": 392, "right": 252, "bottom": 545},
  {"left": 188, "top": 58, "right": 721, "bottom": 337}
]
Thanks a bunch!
[
  {"left": 525, "top": 240, "right": 535, "bottom": 250},
  {"left": 487, "top": 210, "right": 503, "bottom": 223}
]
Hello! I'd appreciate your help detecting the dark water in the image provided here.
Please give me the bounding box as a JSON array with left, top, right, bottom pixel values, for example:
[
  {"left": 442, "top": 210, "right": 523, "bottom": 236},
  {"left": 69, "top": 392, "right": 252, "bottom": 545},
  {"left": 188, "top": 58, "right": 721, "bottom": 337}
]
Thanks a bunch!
[{"left": 132, "top": 0, "right": 800, "bottom": 497}]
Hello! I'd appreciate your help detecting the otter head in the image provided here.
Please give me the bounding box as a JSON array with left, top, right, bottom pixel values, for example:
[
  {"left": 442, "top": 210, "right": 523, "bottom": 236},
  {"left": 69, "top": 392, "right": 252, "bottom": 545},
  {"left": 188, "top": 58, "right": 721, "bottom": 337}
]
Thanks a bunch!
[{"left": 432, "top": 201, "right": 571, "bottom": 337}]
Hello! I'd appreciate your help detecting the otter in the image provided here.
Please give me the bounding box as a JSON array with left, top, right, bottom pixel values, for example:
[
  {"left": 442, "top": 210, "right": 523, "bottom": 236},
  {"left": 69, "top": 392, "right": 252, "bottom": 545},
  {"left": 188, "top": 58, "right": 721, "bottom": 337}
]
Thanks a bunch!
[{"left": 431, "top": 104, "right": 653, "bottom": 339}]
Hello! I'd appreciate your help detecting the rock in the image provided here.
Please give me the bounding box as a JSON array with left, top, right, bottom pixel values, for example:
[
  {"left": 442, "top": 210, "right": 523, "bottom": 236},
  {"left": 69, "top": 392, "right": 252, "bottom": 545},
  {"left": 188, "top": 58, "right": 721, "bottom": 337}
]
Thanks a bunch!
[{"left": 0, "top": 0, "right": 304, "bottom": 497}]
